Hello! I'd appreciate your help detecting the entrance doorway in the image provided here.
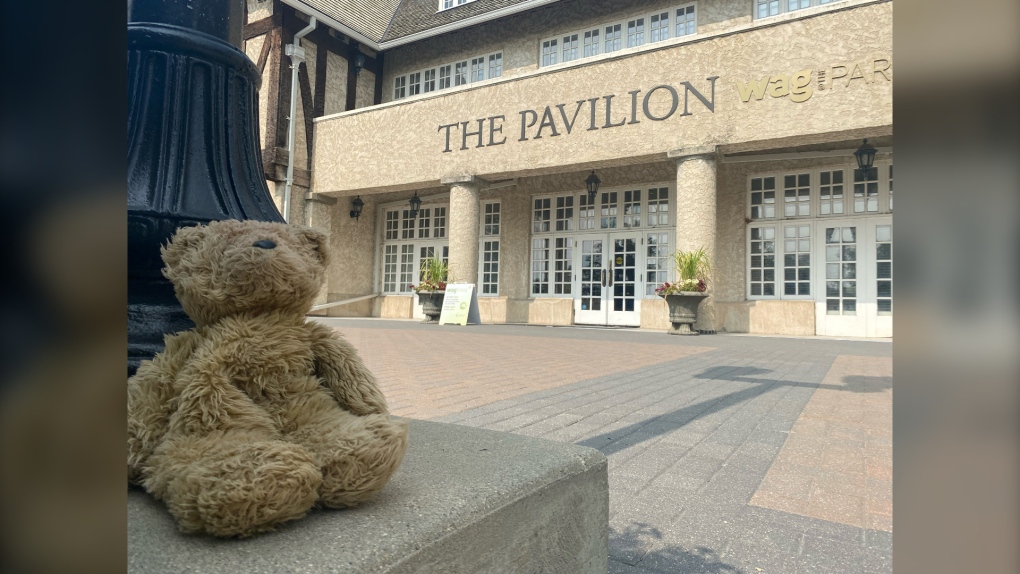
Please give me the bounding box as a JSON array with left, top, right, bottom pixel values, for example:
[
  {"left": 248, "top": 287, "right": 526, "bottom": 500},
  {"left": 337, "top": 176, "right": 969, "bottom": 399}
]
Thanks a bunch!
[
  {"left": 574, "top": 232, "right": 643, "bottom": 326},
  {"left": 815, "top": 217, "right": 892, "bottom": 337}
]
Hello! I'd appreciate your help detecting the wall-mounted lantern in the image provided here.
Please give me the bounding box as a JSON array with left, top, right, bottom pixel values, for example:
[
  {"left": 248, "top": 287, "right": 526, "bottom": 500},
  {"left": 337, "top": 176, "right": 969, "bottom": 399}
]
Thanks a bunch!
[
  {"left": 585, "top": 170, "right": 601, "bottom": 205},
  {"left": 408, "top": 192, "right": 422, "bottom": 219},
  {"left": 353, "top": 52, "right": 366, "bottom": 76},
  {"left": 853, "top": 139, "right": 878, "bottom": 180},
  {"left": 349, "top": 195, "right": 364, "bottom": 221}
]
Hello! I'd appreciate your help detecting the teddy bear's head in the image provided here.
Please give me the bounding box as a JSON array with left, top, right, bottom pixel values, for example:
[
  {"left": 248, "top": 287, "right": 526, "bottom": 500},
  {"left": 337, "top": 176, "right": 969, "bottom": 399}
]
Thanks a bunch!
[{"left": 161, "top": 220, "right": 329, "bottom": 326}]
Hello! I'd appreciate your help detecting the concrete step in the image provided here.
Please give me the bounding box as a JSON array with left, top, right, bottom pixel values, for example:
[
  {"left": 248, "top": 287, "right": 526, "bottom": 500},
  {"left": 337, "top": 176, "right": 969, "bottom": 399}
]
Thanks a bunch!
[{"left": 128, "top": 418, "right": 609, "bottom": 573}]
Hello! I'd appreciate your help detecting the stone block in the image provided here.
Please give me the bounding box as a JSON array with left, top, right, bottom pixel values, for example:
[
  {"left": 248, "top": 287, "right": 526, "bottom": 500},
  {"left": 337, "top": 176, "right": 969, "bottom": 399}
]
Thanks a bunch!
[{"left": 128, "top": 419, "right": 609, "bottom": 574}]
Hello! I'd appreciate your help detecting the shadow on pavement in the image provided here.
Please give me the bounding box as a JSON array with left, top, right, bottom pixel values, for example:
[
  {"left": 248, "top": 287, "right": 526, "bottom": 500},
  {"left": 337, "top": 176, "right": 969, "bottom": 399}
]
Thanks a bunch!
[
  {"left": 609, "top": 522, "right": 743, "bottom": 573},
  {"left": 578, "top": 364, "right": 891, "bottom": 456}
]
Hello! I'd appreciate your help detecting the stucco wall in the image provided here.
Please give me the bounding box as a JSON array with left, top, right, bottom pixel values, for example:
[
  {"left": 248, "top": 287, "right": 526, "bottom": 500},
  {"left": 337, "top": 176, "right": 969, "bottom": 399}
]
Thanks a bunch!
[
  {"left": 325, "top": 193, "right": 378, "bottom": 303},
  {"left": 323, "top": 51, "right": 348, "bottom": 117},
  {"left": 314, "top": 1, "right": 893, "bottom": 195},
  {"left": 382, "top": 0, "right": 759, "bottom": 101},
  {"left": 246, "top": 0, "right": 273, "bottom": 22},
  {"left": 716, "top": 300, "right": 816, "bottom": 335}
]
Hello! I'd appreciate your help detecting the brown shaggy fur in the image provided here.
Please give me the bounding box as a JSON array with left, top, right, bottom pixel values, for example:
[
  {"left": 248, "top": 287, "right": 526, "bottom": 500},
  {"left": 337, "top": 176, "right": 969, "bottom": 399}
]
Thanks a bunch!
[{"left": 127, "top": 220, "right": 408, "bottom": 537}]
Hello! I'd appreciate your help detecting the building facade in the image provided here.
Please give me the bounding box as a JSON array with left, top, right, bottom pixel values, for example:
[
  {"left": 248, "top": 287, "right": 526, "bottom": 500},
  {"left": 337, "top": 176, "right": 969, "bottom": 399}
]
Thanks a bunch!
[{"left": 248, "top": 0, "right": 893, "bottom": 337}]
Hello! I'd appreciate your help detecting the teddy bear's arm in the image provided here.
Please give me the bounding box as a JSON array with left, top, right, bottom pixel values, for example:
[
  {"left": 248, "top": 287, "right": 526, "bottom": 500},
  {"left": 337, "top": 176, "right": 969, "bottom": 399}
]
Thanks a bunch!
[
  {"left": 309, "top": 326, "right": 389, "bottom": 416},
  {"left": 127, "top": 331, "right": 201, "bottom": 484}
]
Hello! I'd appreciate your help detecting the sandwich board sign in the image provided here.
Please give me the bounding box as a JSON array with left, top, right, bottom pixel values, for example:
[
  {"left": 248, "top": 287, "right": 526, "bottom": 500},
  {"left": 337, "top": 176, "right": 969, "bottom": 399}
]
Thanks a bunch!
[{"left": 438, "top": 283, "right": 481, "bottom": 325}]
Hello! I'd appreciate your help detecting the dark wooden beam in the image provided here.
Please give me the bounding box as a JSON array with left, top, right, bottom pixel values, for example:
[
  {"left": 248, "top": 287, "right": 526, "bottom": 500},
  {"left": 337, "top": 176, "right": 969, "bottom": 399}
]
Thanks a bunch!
[
  {"left": 313, "top": 34, "right": 328, "bottom": 120},
  {"left": 373, "top": 52, "right": 384, "bottom": 106},
  {"left": 297, "top": 61, "right": 314, "bottom": 170},
  {"left": 272, "top": 13, "right": 294, "bottom": 150},
  {"left": 346, "top": 42, "right": 359, "bottom": 111},
  {"left": 255, "top": 28, "right": 273, "bottom": 74},
  {"left": 243, "top": 15, "right": 278, "bottom": 39}
]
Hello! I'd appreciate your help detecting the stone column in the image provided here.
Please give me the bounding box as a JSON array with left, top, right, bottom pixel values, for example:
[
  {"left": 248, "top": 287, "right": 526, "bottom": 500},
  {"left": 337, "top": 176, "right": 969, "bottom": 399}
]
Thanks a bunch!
[
  {"left": 443, "top": 175, "right": 480, "bottom": 285},
  {"left": 668, "top": 146, "right": 718, "bottom": 331}
]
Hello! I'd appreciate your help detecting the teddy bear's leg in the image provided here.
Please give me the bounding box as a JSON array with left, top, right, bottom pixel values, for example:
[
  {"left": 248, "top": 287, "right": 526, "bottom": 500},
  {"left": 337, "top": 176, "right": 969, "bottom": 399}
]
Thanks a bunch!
[
  {"left": 127, "top": 331, "right": 201, "bottom": 485},
  {"left": 146, "top": 431, "right": 322, "bottom": 537},
  {"left": 289, "top": 408, "right": 409, "bottom": 508}
]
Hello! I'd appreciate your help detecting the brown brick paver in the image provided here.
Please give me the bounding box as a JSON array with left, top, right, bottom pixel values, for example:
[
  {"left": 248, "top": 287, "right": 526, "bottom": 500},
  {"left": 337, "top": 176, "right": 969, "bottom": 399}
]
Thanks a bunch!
[
  {"left": 749, "top": 355, "right": 893, "bottom": 531},
  {"left": 336, "top": 326, "right": 712, "bottom": 420}
]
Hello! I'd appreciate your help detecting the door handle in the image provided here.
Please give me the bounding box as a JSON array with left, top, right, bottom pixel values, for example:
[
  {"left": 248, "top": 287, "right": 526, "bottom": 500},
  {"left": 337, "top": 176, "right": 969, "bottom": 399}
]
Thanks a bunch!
[
  {"left": 601, "top": 270, "right": 606, "bottom": 287},
  {"left": 608, "top": 262, "right": 614, "bottom": 287}
]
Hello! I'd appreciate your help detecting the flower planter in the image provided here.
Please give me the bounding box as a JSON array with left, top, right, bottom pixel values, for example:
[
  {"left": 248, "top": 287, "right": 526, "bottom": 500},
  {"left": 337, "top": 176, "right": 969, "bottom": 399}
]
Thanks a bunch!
[
  {"left": 662, "top": 292, "right": 709, "bottom": 335},
  {"left": 417, "top": 291, "right": 445, "bottom": 323}
]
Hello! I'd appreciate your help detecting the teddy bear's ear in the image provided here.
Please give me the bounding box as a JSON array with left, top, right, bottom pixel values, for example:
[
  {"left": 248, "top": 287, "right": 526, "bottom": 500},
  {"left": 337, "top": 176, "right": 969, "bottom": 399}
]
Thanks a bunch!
[
  {"left": 294, "top": 227, "right": 329, "bottom": 266},
  {"left": 161, "top": 224, "right": 208, "bottom": 272}
]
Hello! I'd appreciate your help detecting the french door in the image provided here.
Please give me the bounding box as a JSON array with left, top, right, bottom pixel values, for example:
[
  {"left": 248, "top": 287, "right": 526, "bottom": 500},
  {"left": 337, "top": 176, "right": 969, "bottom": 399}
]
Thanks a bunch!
[
  {"left": 815, "top": 217, "right": 892, "bottom": 337},
  {"left": 574, "top": 233, "right": 642, "bottom": 326}
]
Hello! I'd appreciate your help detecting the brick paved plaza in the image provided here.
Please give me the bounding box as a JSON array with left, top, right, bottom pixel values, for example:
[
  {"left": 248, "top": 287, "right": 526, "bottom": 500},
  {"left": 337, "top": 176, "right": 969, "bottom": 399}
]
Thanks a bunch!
[{"left": 315, "top": 318, "right": 892, "bottom": 574}]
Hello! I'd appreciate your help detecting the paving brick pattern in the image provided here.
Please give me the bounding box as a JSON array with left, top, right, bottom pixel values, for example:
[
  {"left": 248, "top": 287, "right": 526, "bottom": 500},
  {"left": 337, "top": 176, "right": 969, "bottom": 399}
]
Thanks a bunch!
[
  {"left": 315, "top": 318, "right": 893, "bottom": 574},
  {"left": 750, "top": 355, "right": 893, "bottom": 532},
  {"left": 338, "top": 325, "right": 710, "bottom": 420}
]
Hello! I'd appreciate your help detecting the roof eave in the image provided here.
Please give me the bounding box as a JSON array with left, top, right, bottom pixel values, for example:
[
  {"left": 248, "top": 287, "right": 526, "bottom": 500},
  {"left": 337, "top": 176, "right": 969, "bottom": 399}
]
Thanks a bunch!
[
  {"left": 280, "top": 0, "right": 384, "bottom": 49},
  {"left": 379, "top": 0, "right": 564, "bottom": 49}
]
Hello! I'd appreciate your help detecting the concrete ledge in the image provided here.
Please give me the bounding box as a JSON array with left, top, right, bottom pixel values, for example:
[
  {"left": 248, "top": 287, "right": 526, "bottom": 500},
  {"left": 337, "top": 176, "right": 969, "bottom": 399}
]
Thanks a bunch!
[
  {"left": 666, "top": 145, "right": 718, "bottom": 161},
  {"left": 440, "top": 174, "right": 477, "bottom": 185},
  {"left": 128, "top": 419, "right": 609, "bottom": 574}
]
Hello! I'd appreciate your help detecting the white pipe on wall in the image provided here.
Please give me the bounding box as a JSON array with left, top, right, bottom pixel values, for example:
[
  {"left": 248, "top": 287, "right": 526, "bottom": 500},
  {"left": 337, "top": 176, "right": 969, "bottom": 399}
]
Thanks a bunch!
[{"left": 282, "top": 16, "right": 317, "bottom": 222}]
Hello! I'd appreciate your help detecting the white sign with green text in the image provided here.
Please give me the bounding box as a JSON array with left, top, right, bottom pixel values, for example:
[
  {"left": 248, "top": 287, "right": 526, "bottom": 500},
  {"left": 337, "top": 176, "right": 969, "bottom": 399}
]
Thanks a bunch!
[{"left": 438, "top": 283, "right": 481, "bottom": 325}]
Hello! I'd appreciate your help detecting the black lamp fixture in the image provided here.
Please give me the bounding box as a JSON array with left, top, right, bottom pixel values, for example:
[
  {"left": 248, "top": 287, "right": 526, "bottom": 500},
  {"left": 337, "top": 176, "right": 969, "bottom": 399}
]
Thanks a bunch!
[
  {"left": 408, "top": 191, "right": 422, "bottom": 219},
  {"left": 853, "top": 139, "right": 878, "bottom": 180},
  {"left": 353, "top": 52, "right": 366, "bottom": 75},
  {"left": 349, "top": 195, "right": 364, "bottom": 221},
  {"left": 584, "top": 170, "right": 601, "bottom": 204}
]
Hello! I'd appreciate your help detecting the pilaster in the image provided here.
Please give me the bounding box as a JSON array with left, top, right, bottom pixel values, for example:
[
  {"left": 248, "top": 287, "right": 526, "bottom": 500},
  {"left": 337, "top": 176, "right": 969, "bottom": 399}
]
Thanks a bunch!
[
  {"left": 669, "top": 146, "right": 719, "bottom": 331},
  {"left": 444, "top": 175, "right": 481, "bottom": 285}
]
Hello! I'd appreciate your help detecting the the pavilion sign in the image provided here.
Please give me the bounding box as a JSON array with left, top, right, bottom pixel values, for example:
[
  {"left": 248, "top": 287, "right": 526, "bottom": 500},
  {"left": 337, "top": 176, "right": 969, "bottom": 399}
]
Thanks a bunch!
[{"left": 437, "top": 76, "right": 718, "bottom": 153}]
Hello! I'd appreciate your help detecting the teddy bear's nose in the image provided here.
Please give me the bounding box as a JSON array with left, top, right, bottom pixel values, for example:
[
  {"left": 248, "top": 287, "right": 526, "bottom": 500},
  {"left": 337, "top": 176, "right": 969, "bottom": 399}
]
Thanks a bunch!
[{"left": 252, "top": 239, "right": 277, "bottom": 250}]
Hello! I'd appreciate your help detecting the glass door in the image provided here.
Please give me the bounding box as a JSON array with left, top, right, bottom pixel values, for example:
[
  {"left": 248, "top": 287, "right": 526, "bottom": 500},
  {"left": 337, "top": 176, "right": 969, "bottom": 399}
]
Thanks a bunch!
[
  {"left": 573, "top": 233, "right": 643, "bottom": 326},
  {"left": 607, "top": 234, "right": 642, "bottom": 326},
  {"left": 574, "top": 235, "right": 607, "bottom": 324},
  {"left": 814, "top": 217, "right": 892, "bottom": 337}
]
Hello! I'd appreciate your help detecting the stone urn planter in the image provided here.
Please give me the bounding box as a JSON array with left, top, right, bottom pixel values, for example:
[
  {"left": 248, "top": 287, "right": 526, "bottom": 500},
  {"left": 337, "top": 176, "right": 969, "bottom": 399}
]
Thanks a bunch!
[
  {"left": 417, "top": 291, "right": 446, "bottom": 323},
  {"left": 663, "top": 292, "right": 709, "bottom": 335}
]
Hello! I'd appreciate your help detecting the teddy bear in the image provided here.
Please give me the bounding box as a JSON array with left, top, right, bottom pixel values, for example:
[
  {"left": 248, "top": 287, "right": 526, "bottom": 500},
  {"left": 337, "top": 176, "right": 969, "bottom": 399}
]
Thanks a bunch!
[{"left": 127, "top": 219, "right": 408, "bottom": 537}]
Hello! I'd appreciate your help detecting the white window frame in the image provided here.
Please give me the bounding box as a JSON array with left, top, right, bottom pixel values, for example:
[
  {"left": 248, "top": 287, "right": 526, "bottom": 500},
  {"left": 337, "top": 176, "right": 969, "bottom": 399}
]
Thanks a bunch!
[
  {"left": 470, "top": 56, "right": 486, "bottom": 82},
  {"left": 582, "top": 27, "right": 601, "bottom": 58},
  {"left": 561, "top": 33, "right": 579, "bottom": 63},
  {"left": 745, "top": 160, "right": 893, "bottom": 301},
  {"left": 531, "top": 185, "right": 674, "bottom": 300},
  {"left": 479, "top": 201, "right": 501, "bottom": 296},
  {"left": 392, "top": 51, "right": 502, "bottom": 102},
  {"left": 755, "top": 0, "right": 842, "bottom": 19},
  {"left": 539, "top": 4, "right": 698, "bottom": 68},
  {"left": 626, "top": 16, "right": 645, "bottom": 48},
  {"left": 407, "top": 71, "right": 421, "bottom": 96},
  {"left": 645, "top": 230, "right": 673, "bottom": 297},
  {"left": 423, "top": 68, "right": 436, "bottom": 93},
  {"left": 454, "top": 60, "right": 468, "bottom": 86},
  {"left": 541, "top": 38, "right": 558, "bottom": 66},
  {"left": 379, "top": 199, "right": 451, "bottom": 294},
  {"left": 675, "top": 3, "right": 697, "bottom": 38},
  {"left": 392, "top": 75, "right": 406, "bottom": 100},
  {"left": 488, "top": 53, "right": 502, "bottom": 78},
  {"left": 438, "top": 0, "right": 473, "bottom": 12},
  {"left": 438, "top": 64, "right": 452, "bottom": 89},
  {"left": 650, "top": 10, "right": 670, "bottom": 43}
]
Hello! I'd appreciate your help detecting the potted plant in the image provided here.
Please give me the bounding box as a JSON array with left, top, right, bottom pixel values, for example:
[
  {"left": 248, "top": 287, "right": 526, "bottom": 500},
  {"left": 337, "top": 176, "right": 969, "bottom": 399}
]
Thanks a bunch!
[
  {"left": 655, "top": 247, "right": 710, "bottom": 335},
  {"left": 410, "top": 257, "right": 448, "bottom": 323}
]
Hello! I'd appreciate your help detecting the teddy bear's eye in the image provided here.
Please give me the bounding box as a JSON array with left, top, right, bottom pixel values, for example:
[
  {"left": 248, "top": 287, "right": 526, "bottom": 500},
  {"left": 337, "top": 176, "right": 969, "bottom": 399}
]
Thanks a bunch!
[{"left": 252, "top": 239, "right": 277, "bottom": 250}]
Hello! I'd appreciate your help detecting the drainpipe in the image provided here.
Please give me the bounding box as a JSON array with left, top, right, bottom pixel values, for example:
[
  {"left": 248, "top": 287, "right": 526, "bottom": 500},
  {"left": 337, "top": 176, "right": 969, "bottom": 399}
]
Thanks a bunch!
[{"left": 283, "top": 16, "right": 317, "bottom": 221}]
